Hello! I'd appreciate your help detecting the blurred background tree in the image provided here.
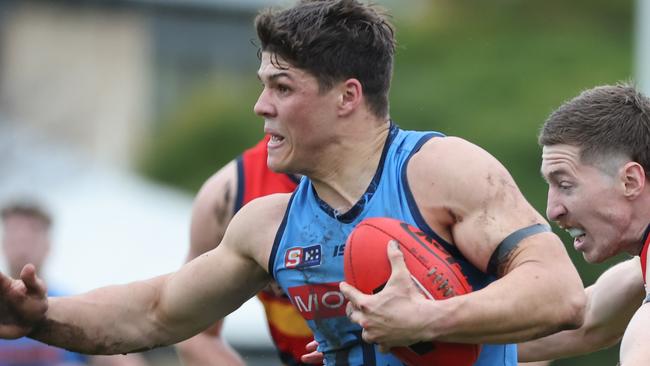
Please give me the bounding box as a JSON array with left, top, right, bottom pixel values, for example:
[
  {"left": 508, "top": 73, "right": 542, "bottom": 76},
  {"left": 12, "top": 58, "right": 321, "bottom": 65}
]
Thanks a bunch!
[{"left": 139, "top": 0, "right": 634, "bottom": 364}]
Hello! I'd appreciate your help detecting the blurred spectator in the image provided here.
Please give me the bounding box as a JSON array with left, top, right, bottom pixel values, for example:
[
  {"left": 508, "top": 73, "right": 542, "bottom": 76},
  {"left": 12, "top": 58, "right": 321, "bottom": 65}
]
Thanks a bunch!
[{"left": 0, "top": 200, "right": 150, "bottom": 366}]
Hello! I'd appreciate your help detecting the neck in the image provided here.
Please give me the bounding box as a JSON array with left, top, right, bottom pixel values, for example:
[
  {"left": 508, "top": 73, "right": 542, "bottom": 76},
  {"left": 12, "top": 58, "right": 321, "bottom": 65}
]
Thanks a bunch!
[
  {"left": 627, "top": 189, "right": 650, "bottom": 254},
  {"left": 309, "top": 119, "right": 391, "bottom": 213}
]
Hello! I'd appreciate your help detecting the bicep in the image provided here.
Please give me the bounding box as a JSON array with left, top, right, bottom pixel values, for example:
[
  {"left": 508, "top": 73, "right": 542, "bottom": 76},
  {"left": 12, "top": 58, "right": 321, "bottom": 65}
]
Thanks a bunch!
[
  {"left": 412, "top": 137, "right": 547, "bottom": 272},
  {"left": 453, "top": 172, "right": 546, "bottom": 273},
  {"left": 157, "top": 194, "right": 286, "bottom": 343},
  {"left": 187, "top": 161, "right": 238, "bottom": 261},
  {"left": 158, "top": 235, "right": 269, "bottom": 343}
]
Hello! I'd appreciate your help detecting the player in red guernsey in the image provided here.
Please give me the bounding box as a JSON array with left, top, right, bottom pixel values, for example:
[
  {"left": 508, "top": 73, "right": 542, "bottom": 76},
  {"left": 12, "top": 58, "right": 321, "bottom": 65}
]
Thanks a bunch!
[
  {"left": 175, "top": 135, "right": 311, "bottom": 366},
  {"left": 0, "top": 2, "right": 584, "bottom": 363},
  {"left": 517, "top": 84, "right": 650, "bottom": 364}
]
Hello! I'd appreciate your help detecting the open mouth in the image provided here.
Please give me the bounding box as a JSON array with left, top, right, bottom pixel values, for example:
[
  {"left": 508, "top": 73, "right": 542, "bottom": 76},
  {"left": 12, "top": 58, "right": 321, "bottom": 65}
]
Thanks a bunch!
[
  {"left": 267, "top": 133, "right": 286, "bottom": 149},
  {"left": 269, "top": 134, "right": 284, "bottom": 143},
  {"left": 566, "top": 227, "right": 586, "bottom": 249}
]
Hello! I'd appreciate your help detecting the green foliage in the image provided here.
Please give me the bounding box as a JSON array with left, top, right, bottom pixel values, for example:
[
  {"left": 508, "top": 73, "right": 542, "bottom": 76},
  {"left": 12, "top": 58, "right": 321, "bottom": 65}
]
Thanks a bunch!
[
  {"left": 140, "top": 1, "right": 636, "bottom": 364},
  {"left": 139, "top": 81, "right": 263, "bottom": 192}
]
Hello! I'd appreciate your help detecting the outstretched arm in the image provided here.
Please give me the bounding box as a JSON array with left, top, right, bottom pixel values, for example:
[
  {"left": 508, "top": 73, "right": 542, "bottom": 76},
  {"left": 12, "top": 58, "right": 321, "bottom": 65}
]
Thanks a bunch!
[
  {"left": 10, "top": 195, "right": 285, "bottom": 355},
  {"left": 0, "top": 250, "right": 152, "bottom": 366},
  {"left": 31, "top": 240, "right": 266, "bottom": 354},
  {"left": 518, "top": 258, "right": 644, "bottom": 362},
  {"left": 342, "top": 137, "right": 586, "bottom": 348},
  {"left": 0, "top": 264, "right": 48, "bottom": 339},
  {"left": 175, "top": 161, "right": 245, "bottom": 366}
]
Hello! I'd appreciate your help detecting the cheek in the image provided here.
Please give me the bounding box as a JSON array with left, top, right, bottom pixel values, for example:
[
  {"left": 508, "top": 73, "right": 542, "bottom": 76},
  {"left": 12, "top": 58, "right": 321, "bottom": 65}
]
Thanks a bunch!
[
  {"left": 288, "top": 117, "right": 322, "bottom": 145},
  {"left": 283, "top": 103, "right": 311, "bottom": 131},
  {"left": 570, "top": 185, "right": 610, "bottom": 216}
]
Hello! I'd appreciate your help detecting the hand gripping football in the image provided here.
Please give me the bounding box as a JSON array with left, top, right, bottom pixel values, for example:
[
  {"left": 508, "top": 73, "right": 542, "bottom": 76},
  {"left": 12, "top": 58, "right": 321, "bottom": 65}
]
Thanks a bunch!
[{"left": 344, "top": 217, "right": 481, "bottom": 366}]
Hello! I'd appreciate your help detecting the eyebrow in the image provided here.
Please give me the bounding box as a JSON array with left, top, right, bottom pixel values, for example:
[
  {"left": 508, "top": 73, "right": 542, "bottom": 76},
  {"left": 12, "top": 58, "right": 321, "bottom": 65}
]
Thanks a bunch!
[
  {"left": 541, "top": 169, "right": 566, "bottom": 183},
  {"left": 257, "top": 71, "right": 293, "bottom": 83}
]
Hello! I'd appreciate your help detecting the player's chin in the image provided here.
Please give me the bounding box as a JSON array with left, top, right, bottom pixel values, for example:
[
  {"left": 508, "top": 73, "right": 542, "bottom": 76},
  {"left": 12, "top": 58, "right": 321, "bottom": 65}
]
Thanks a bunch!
[
  {"left": 267, "top": 157, "right": 292, "bottom": 174},
  {"left": 581, "top": 249, "right": 607, "bottom": 264}
]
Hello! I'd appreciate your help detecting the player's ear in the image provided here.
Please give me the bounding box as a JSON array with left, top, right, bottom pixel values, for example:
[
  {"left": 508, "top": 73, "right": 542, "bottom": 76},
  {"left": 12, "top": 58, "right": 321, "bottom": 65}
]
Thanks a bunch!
[
  {"left": 622, "top": 161, "right": 646, "bottom": 199},
  {"left": 337, "top": 78, "right": 363, "bottom": 117}
]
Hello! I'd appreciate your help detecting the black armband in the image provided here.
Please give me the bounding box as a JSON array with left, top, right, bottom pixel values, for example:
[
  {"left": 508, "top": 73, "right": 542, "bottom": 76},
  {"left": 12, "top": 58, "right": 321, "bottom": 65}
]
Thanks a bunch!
[{"left": 487, "top": 223, "right": 551, "bottom": 276}]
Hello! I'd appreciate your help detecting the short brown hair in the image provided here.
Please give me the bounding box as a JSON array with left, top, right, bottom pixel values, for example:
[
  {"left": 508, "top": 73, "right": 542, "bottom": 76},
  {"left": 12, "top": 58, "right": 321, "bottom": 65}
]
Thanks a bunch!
[
  {"left": 255, "top": 0, "right": 396, "bottom": 119},
  {"left": 539, "top": 83, "right": 650, "bottom": 174},
  {"left": 1, "top": 201, "right": 52, "bottom": 228}
]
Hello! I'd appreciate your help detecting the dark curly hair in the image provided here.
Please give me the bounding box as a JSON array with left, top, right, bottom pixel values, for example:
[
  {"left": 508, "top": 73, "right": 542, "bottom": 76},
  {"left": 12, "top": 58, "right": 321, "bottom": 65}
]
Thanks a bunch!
[{"left": 255, "top": 0, "right": 396, "bottom": 119}]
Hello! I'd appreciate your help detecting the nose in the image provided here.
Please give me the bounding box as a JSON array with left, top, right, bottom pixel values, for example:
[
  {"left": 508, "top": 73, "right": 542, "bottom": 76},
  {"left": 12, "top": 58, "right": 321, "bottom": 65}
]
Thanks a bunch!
[
  {"left": 546, "top": 189, "right": 567, "bottom": 222},
  {"left": 254, "top": 88, "right": 275, "bottom": 118}
]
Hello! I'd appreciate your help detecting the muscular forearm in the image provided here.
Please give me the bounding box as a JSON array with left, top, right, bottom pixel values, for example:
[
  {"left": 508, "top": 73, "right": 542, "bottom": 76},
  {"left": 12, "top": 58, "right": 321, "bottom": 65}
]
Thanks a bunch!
[
  {"left": 520, "top": 259, "right": 643, "bottom": 361},
  {"left": 30, "top": 276, "right": 176, "bottom": 355},
  {"left": 517, "top": 306, "right": 624, "bottom": 362},
  {"left": 424, "top": 261, "right": 584, "bottom": 344},
  {"left": 517, "top": 327, "right": 616, "bottom": 362},
  {"left": 27, "top": 240, "right": 268, "bottom": 355}
]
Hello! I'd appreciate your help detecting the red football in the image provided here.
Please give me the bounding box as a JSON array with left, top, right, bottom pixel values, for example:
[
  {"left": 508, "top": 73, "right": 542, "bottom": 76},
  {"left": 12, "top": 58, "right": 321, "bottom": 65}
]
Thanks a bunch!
[{"left": 344, "top": 217, "right": 480, "bottom": 366}]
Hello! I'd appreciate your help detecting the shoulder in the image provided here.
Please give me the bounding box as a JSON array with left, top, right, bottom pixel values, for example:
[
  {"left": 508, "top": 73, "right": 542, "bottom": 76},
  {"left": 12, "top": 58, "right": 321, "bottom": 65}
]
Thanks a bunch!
[
  {"left": 194, "top": 160, "right": 238, "bottom": 210},
  {"left": 235, "top": 192, "right": 292, "bottom": 221},
  {"left": 188, "top": 160, "right": 239, "bottom": 255},
  {"left": 192, "top": 160, "right": 237, "bottom": 223},
  {"left": 408, "top": 136, "right": 516, "bottom": 202},
  {"left": 191, "top": 160, "right": 238, "bottom": 228},
  {"left": 603, "top": 257, "right": 645, "bottom": 292},
  {"left": 624, "top": 256, "right": 643, "bottom": 274},
  {"left": 413, "top": 136, "right": 508, "bottom": 173},
  {"left": 594, "top": 257, "right": 645, "bottom": 298},
  {"left": 407, "top": 135, "right": 547, "bottom": 269},
  {"left": 223, "top": 192, "right": 292, "bottom": 265}
]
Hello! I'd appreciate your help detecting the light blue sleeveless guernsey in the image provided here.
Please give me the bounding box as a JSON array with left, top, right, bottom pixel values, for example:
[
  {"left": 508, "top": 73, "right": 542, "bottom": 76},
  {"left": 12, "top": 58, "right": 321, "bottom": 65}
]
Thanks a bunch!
[{"left": 269, "top": 124, "right": 517, "bottom": 366}]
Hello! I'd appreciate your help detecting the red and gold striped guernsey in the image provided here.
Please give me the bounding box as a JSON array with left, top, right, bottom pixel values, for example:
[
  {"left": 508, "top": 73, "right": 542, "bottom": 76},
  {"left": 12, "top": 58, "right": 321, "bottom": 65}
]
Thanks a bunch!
[{"left": 235, "top": 136, "right": 311, "bottom": 366}]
